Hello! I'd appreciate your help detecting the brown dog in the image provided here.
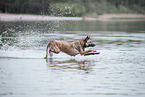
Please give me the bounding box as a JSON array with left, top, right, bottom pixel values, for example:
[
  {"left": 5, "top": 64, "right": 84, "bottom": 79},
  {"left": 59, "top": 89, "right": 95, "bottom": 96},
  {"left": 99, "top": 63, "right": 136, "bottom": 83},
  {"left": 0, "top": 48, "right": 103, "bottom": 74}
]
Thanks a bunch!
[{"left": 45, "top": 36, "right": 95, "bottom": 59}]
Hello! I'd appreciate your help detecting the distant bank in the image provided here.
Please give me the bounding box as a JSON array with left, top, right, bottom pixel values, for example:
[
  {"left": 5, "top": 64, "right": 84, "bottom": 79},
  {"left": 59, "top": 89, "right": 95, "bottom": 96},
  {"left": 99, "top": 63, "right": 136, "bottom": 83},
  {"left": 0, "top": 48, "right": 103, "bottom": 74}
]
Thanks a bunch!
[{"left": 0, "top": 13, "right": 145, "bottom": 22}]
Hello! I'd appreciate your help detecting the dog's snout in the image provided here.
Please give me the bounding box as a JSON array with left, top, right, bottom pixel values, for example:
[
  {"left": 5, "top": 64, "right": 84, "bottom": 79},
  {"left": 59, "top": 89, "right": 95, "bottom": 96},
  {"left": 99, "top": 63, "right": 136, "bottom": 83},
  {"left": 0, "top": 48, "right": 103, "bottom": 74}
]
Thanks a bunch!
[{"left": 88, "top": 43, "right": 95, "bottom": 47}]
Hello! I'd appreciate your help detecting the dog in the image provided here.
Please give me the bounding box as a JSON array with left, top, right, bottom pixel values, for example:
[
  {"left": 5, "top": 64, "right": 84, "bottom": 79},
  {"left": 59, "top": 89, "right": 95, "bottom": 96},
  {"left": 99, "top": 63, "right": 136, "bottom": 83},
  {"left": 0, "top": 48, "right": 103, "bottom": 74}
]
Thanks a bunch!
[{"left": 45, "top": 36, "right": 95, "bottom": 59}]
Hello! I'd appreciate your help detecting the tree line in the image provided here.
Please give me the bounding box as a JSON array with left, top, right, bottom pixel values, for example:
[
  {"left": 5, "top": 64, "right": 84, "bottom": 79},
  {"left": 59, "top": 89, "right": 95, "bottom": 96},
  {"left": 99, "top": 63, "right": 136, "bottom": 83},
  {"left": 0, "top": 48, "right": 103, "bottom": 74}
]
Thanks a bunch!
[{"left": 0, "top": 0, "right": 145, "bottom": 16}]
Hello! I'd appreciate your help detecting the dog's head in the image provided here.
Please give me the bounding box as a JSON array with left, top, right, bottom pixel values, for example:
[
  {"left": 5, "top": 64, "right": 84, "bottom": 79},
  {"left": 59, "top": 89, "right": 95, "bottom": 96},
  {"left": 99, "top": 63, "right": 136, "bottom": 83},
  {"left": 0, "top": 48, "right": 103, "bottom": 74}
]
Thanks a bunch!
[{"left": 82, "top": 36, "right": 95, "bottom": 50}]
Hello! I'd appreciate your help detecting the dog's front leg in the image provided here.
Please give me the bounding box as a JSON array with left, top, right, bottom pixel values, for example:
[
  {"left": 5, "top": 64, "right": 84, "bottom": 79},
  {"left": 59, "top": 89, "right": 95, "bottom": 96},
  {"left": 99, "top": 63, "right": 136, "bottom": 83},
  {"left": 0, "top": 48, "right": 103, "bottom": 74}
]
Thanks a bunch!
[
  {"left": 80, "top": 50, "right": 95, "bottom": 55},
  {"left": 78, "top": 46, "right": 95, "bottom": 55}
]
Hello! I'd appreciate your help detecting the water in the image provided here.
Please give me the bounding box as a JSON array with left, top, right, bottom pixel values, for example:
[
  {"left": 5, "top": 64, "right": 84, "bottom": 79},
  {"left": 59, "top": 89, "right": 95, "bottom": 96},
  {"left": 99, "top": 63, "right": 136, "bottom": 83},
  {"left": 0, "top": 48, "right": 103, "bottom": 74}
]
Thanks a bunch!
[{"left": 0, "top": 20, "right": 145, "bottom": 97}]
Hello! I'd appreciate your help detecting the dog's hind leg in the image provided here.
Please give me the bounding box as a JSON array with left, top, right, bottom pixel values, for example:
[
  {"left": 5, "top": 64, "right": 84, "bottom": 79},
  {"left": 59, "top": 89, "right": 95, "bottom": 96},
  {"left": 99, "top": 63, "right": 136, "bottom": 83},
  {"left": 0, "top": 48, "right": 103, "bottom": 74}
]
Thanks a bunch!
[
  {"left": 50, "top": 44, "right": 60, "bottom": 54},
  {"left": 45, "top": 43, "right": 50, "bottom": 59},
  {"left": 50, "top": 51, "right": 53, "bottom": 57}
]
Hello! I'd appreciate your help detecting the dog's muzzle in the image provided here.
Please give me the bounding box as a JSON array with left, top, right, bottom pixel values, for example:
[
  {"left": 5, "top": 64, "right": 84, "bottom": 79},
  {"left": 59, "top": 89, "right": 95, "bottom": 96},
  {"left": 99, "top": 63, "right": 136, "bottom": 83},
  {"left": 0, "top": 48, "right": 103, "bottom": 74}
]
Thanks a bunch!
[{"left": 88, "top": 43, "right": 95, "bottom": 47}]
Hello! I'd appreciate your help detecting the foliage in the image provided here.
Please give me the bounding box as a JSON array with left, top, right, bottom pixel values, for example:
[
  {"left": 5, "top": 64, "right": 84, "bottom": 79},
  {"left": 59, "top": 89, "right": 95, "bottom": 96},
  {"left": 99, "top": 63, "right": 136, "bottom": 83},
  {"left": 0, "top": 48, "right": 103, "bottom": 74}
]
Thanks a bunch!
[
  {"left": 50, "top": 2, "right": 86, "bottom": 16},
  {"left": 0, "top": 0, "right": 145, "bottom": 16}
]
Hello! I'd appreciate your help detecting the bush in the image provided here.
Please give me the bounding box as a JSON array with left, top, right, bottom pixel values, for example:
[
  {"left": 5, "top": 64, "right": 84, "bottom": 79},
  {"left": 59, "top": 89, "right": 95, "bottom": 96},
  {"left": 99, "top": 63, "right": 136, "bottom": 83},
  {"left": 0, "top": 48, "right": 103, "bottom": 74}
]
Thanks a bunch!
[
  {"left": 50, "top": 2, "right": 86, "bottom": 17},
  {"left": 1, "top": 0, "right": 145, "bottom": 16}
]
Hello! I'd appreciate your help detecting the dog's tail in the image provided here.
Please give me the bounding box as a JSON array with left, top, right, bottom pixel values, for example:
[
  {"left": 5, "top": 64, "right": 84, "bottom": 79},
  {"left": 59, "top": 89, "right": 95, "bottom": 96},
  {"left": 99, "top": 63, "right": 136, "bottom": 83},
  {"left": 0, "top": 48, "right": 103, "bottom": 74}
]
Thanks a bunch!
[{"left": 45, "top": 42, "right": 50, "bottom": 59}]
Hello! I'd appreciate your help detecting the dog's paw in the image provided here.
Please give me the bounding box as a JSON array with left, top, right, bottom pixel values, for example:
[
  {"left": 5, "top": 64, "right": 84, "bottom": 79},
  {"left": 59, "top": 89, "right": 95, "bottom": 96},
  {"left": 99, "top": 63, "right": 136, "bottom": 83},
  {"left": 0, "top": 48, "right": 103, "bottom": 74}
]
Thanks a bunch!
[{"left": 84, "top": 51, "right": 100, "bottom": 56}]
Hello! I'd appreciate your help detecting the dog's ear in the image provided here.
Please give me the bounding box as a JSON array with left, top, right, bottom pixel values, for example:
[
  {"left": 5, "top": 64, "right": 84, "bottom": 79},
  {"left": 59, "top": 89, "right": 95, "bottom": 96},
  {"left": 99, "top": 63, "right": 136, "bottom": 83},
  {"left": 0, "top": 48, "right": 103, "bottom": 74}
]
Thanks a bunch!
[{"left": 85, "top": 36, "right": 90, "bottom": 42}]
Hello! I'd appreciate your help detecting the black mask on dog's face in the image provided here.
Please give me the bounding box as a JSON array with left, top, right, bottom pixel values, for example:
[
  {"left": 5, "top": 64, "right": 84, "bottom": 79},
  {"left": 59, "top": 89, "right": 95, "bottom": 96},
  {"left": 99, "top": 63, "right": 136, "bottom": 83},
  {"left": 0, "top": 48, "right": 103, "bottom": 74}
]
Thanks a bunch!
[{"left": 83, "top": 36, "right": 95, "bottom": 51}]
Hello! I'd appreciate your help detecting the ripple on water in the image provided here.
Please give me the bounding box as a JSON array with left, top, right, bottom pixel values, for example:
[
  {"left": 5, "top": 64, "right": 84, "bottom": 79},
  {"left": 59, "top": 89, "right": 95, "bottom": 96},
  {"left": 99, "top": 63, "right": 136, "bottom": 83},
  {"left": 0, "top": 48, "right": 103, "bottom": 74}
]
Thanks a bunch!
[{"left": 0, "top": 21, "right": 145, "bottom": 97}]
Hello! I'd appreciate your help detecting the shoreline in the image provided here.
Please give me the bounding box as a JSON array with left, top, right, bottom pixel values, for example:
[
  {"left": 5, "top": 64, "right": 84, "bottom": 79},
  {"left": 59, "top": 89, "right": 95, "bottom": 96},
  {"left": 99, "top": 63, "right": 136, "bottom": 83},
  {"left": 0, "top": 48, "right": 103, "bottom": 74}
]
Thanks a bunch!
[{"left": 0, "top": 13, "right": 145, "bottom": 22}]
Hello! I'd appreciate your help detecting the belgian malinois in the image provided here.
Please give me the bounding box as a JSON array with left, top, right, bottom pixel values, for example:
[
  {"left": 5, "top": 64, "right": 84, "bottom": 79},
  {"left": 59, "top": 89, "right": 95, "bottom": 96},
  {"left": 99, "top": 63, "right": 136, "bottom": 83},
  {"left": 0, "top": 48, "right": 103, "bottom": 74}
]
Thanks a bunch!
[{"left": 45, "top": 36, "right": 96, "bottom": 59}]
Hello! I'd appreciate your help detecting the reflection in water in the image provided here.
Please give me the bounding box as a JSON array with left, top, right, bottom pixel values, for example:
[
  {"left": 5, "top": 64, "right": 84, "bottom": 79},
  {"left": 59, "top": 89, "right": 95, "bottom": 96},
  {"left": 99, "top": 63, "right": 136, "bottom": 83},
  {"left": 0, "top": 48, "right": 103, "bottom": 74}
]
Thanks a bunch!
[{"left": 46, "top": 58, "right": 91, "bottom": 73}]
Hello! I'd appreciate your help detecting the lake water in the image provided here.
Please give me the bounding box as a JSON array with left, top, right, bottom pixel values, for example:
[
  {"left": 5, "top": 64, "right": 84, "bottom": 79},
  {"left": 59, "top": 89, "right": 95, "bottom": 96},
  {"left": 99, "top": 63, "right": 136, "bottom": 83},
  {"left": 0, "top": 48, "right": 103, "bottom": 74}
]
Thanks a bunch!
[{"left": 0, "top": 20, "right": 145, "bottom": 97}]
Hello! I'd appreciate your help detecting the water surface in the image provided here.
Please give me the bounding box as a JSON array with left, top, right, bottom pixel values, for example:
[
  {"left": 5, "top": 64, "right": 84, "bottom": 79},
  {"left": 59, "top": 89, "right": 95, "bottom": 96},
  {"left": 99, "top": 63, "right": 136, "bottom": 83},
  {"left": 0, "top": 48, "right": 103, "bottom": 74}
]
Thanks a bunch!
[{"left": 0, "top": 20, "right": 145, "bottom": 97}]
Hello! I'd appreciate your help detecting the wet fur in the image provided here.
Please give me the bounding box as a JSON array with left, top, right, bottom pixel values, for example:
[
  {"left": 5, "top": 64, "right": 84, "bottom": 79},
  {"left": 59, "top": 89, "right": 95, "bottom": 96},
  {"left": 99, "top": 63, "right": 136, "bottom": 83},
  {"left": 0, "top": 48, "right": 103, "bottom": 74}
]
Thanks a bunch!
[{"left": 45, "top": 36, "right": 95, "bottom": 59}]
